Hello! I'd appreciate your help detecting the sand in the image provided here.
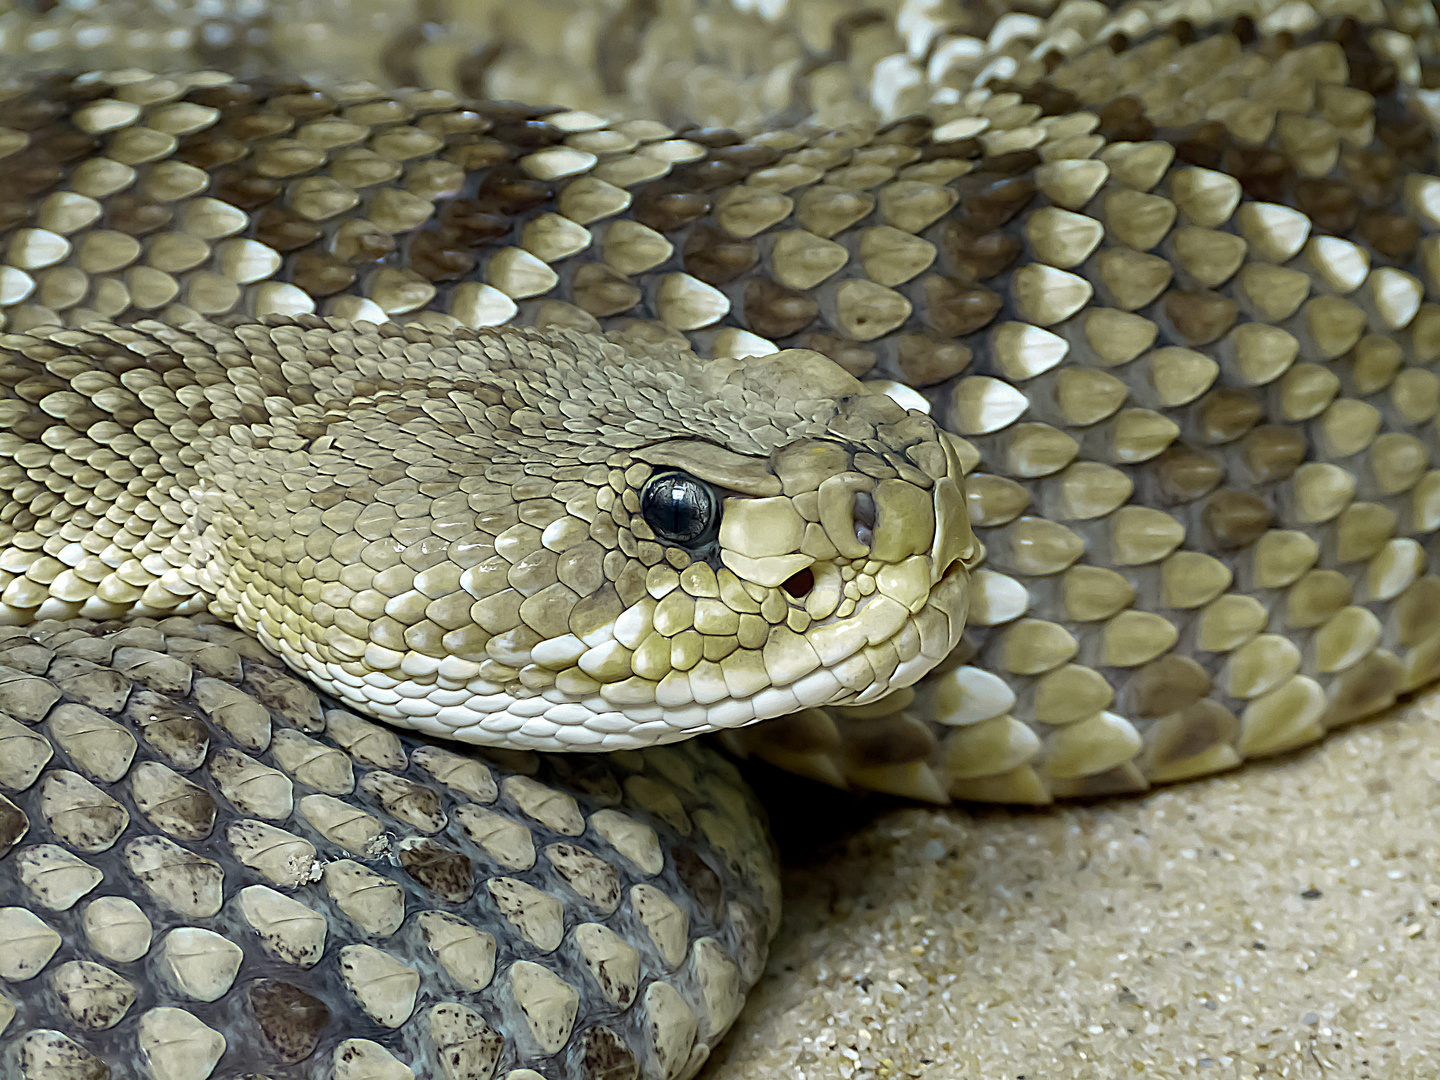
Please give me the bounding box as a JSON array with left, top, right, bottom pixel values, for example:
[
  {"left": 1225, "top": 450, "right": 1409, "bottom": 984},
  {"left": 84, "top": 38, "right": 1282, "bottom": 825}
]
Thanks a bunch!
[{"left": 708, "top": 692, "right": 1440, "bottom": 1080}]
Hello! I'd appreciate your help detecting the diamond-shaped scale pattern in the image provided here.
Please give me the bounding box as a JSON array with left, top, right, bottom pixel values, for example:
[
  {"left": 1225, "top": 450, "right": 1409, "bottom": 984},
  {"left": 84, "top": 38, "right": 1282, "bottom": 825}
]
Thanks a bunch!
[
  {"left": 729, "top": 4, "right": 1440, "bottom": 804},
  {"left": 0, "top": 0, "right": 1434, "bottom": 1069},
  {"left": 0, "top": 0, "right": 1433, "bottom": 819}
]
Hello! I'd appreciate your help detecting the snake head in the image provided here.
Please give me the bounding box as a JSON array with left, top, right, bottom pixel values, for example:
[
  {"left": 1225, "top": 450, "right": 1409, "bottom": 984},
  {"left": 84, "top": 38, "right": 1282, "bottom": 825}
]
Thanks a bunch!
[
  {"left": 179, "top": 320, "right": 978, "bottom": 751},
  {"left": 589, "top": 347, "right": 983, "bottom": 743}
]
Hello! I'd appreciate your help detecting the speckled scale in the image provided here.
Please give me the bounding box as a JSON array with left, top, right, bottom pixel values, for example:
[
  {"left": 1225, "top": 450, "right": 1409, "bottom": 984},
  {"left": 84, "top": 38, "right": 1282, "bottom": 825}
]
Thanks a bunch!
[{"left": 0, "top": 616, "right": 778, "bottom": 1080}]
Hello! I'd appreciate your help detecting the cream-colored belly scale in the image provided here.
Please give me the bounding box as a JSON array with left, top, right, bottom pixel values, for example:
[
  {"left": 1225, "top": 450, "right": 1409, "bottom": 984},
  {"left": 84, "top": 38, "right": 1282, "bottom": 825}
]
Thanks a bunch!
[{"left": 0, "top": 1, "right": 1434, "bottom": 1079}]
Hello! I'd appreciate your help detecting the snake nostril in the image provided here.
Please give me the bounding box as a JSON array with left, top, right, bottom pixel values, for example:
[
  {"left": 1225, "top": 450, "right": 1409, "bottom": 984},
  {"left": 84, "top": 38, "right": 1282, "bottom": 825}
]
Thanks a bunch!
[
  {"left": 781, "top": 567, "right": 814, "bottom": 598},
  {"left": 853, "top": 491, "right": 876, "bottom": 548},
  {"left": 940, "top": 557, "right": 963, "bottom": 581}
]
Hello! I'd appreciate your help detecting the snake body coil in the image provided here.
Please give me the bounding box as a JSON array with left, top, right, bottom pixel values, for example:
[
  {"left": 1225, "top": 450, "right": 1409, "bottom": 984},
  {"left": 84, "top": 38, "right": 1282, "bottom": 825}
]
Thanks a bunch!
[{"left": 0, "top": 0, "right": 1436, "bottom": 1076}]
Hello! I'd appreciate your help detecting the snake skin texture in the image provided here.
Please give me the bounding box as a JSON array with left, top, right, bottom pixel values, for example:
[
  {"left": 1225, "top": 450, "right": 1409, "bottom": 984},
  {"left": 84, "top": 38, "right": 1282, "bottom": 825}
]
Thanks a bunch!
[
  {"left": 0, "top": 0, "right": 1436, "bottom": 803},
  {"left": 0, "top": 614, "right": 779, "bottom": 1080},
  {"left": 0, "top": 0, "right": 1437, "bottom": 1076},
  {"left": 0, "top": 318, "right": 977, "bottom": 750}
]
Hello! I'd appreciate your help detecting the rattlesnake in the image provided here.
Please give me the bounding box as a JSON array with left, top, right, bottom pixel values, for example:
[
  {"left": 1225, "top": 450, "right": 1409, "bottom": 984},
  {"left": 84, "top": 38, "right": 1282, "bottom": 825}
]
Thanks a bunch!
[{"left": 0, "top": 0, "right": 1436, "bottom": 1077}]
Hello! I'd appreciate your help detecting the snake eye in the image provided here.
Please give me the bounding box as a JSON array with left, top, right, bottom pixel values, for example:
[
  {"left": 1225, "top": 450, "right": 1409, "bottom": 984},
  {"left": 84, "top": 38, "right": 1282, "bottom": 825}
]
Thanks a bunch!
[{"left": 641, "top": 471, "right": 719, "bottom": 547}]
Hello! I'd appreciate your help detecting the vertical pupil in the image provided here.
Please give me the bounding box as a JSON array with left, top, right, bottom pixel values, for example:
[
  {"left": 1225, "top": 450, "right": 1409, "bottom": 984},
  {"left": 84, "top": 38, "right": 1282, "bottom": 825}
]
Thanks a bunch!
[{"left": 663, "top": 483, "right": 693, "bottom": 536}]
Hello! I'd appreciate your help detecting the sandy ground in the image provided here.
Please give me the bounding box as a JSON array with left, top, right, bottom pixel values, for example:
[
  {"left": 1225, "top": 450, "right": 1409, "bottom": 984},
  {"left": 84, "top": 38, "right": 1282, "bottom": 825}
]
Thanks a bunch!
[{"left": 708, "top": 693, "right": 1440, "bottom": 1080}]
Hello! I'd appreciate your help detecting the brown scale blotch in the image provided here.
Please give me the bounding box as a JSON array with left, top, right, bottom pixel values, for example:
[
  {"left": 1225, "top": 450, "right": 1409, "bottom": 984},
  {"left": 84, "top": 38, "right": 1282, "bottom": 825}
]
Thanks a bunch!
[
  {"left": 744, "top": 709, "right": 841, "bottom": 753},
  {"left": 0, "top": 199, "right": 34, "bottom": 234},
  {"left": 30, "top": 127, "right": 99, "bottom": 166},
  {"left": 476, "top": 100, "right": 561, "bottom": 125},
  {"left": 875, "top": 115, "right": 934, "bottom": 146},
  {"left": 3, "top": 150, "right": 65, "bottom": 200},
  {"left": 1128, "top": 655, "right": 1214, "bottom": 719},
  {"left": 0, "top": 88, "right": 68, "bottom": 130},
  {"left": 1172, "top": 120, "right": 1230, "bottom": 169},
  {"left": 440, "top": 198, "right": 514, "bottom": 246},
  {"left": 918, "top": 277, "right": 1003, "bottom": 337},
  {"left": 919, "top": 137, "right": 982, "bottom": 164},
  {"left": 896, "top": 334, "right": 971, "bottom": 386},
  {"left": 106, "top": 194, "right": 173, "bottom": 237},
  {"left": 489, "top": 118, "right": 567, "bottom": 150},
  {"left": 269, "top": 88, "right": 338, "bottom": 119},
  {"left": 681, "top": 127, "right": 746, "bottom": 148},
  {"left": 1375, "top": 112, "right": 1435, "bottom": 175},
  {"left": 222, "top": 109, "right": 295, "bottom": 142},
  {"left": 1337, "top": 17, "right": 1397, "bottom": 96},
  {"left": 1010, "top": 80, "right": 1081, "bottom": 118},
  {"left": 444, "top": 136, "right": 516, "bottom": 172},
  {"left": 249, "top": 979, "right": 331, "bottom": 1063},
  {"left": 474, "top": 165, "right": 553, "bottom": 216},
  {"left": 174, "top": 132, "right": 249, "bottom": 170},
  {"left": 672, "top": 846, "right": 724, "bottom": 925},
  {"left": 742, "top": 277, "right": 818, "bottom": 338},
  {"left": 254, "top": 206, "right": 324, "bottom": 252},
  {"left": 951, "top": 174, "right": 1036, "bottom": 235},
  {"left": 1145, "top": 699, "right": 1240, "bottom": 768},
  {"left": 935, "top": 222, "right": 1023, "bottom": 284},
  {"left": 1356, "top": 208, "right": 1418, "bottom": 263},
  {"left": 1201, "top": 489, "right": 1273, "bottom": 550},
  {"left": 1242, "top": 424, "right": 1308, "bottom": 483},
  {"left": 398, "top": 838, "right": 476, "bottom": 903},
  {"left": 1323, "top": 650, "right": 1401, "bottom": 728},
  {"left": 1394, "top": 578, "right": 1440, "bottom": 647},
  {"left": 0, "top": 793, "right": 27, "bottom": 857},
  {"left": 1228, "top": 14, "right": 1256, "bottom": 43},
  {"left": 633, "top": 187, "right": 711, "bottom": 233},
  {"left": 711, "top": 143, "right": 783, "bottom": 172},
  {"left": 1168, "top": 18, "right": 1197, "bottom": 45},
  {"left": 291, "top": 250, "right": 360, "bottom": 297},
  {"left": 674, "top": 157, "right": 746, "bottom": 192},
  {"left": 1196, "top": 387, "right": 1264, "bottom": 443},
  {"left": 407, "top": 230, "right": 478, "bottom": 282},
  {"left": 573, "top": 1025, "right": 640, "bottom": 1080},
  {"left": 1095, "top": 96, "right": 1155, "bottom": 142},
  {"left": 1293, "top": 178, "right": 1359, "bottom": 235},
  {"left": 1223, "top": 145, "right": 1290, "bottom": 202},
  {"left": 184, "top": 81, "right": 257, "bottom": 110},
  {"left": 1153, "top": 445, "right": 1225, "bottom": 504},
  {"left": 1339, "top": 145, "right": 1402, "bottom": 205},
  {"left": 836, "top": 712, "right": 938, "bottom": 765},
  {"left": 1164, "top": 290, "right": 1237, "bottom": 345},
  {"left": 682, "top": 225, "right": 759, "bottom": 286},
  {"left": 571, "top": 263, "right": 643, "bottom": 317}
]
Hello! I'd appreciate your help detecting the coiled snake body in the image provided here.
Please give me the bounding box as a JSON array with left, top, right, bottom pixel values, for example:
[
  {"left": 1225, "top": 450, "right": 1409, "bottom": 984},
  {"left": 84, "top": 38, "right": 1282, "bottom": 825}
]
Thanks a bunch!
[{"left": 0, "top": 0, "right": 1435, "bottom": 1077}]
